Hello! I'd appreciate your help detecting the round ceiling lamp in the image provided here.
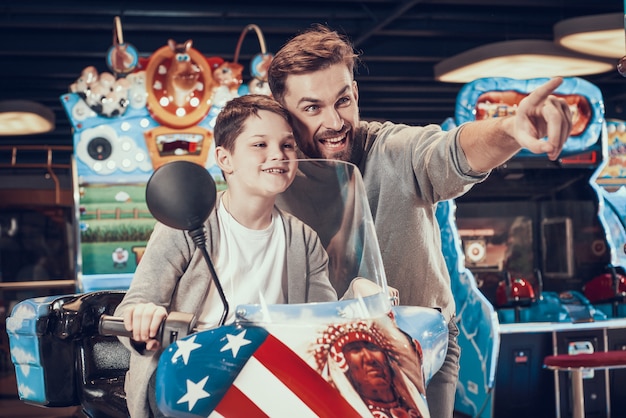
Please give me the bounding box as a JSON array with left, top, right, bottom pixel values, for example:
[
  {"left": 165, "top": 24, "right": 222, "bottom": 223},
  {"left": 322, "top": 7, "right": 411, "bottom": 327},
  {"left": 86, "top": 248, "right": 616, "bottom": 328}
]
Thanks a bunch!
[
  {"left": 554, "top": 13, "right": 624, "bottom": 59},
  {"left": 434, "top": 40, "right": 615, "bottom": 83},
  {"left": 0, "top": 100, "right": 56, "bottom": 136}
]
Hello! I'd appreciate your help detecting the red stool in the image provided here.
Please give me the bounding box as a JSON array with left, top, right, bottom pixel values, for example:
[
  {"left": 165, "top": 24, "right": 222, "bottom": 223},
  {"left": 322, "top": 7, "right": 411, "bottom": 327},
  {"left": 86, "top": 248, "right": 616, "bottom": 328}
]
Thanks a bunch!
[{"left": 544, "top": 350, "right": 626, "bottom": 418}]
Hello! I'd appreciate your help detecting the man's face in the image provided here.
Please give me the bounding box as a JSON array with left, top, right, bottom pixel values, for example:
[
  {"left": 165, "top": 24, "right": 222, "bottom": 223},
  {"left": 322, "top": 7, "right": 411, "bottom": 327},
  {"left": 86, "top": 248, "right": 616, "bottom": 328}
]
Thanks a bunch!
[
  {"left": 280, "top": 63, "right": 360, "bottom": 162},
  {"left": 342, "top": 340, "right": 393, "bottom": 401}
]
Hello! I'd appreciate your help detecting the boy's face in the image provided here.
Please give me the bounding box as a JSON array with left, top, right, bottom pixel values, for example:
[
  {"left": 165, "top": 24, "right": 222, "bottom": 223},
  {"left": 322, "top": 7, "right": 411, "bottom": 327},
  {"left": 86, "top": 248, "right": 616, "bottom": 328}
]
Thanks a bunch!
[
  {"left": 217, "top": 109, "right": 298, "bottom": 197},
  {"left": 280, "top": 63, "right": 360, "bottom": 163}
]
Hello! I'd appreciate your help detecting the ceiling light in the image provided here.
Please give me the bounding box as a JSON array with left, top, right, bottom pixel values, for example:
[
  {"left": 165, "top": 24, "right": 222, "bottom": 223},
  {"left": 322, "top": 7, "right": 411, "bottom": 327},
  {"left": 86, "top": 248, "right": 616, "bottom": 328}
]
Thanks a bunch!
[
  {"left": 434, "top": 40, "right": 615, "bottom": 83},
  {"left": 0, "top": 100, "right": 55, "bottom": 136},
  {"left": 554, "top": 13, "right": 624, "bottom": 59}
]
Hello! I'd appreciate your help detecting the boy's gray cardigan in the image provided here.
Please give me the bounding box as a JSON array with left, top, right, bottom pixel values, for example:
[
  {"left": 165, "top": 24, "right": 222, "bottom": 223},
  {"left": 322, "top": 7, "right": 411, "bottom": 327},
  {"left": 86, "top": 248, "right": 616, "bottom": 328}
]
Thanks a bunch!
[{"left": 114, "top": 193, "right": 337, "bottom": 417}]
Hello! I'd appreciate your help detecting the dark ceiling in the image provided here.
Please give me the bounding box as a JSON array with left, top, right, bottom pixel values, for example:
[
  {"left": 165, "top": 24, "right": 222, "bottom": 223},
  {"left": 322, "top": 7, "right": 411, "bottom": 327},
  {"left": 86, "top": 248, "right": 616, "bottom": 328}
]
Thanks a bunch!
[{"left": 1, "top": 0, "right": 624, "bottom": 147}]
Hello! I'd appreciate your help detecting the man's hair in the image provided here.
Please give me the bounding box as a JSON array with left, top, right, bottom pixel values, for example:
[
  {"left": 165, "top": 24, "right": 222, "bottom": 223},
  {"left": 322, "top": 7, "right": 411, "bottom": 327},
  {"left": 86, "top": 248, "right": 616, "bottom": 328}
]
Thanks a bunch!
[
  {"left": 213, "top": 94, "right": 291, "bottom": 152},
  {"left": 268, "top": 24, "right": 360, "bottom": 103}
]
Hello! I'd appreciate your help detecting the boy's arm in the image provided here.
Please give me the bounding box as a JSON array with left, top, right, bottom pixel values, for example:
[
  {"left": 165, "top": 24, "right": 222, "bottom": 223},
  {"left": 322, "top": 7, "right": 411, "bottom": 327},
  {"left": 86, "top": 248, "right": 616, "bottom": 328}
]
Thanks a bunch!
[
  {"left": 458, "top": 77, "right": 573, "bottom": 173},
  {"left": 114, "top": 222, "right": 191, "bottom": 353}
]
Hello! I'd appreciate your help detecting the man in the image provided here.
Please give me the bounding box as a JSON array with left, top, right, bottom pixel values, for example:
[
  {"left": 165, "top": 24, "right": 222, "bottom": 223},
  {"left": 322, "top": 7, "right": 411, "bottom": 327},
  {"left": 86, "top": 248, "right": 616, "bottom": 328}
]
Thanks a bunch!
[{"left": 268, "top": 24, "right": 572, "bottom": 417}]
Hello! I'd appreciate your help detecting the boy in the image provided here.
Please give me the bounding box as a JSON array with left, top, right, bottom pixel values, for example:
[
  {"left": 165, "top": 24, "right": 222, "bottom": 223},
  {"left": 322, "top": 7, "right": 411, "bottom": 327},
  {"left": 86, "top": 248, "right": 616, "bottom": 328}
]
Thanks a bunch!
[{"left": 115, "top": 94, "right": 392, "bottom": 417}]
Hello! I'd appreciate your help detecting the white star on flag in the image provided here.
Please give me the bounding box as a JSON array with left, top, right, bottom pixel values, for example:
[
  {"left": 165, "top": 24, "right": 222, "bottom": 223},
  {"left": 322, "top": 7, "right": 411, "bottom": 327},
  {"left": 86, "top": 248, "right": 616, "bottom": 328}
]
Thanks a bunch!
[
  {"left": 177, "top": 376, "right": 210, "bottom": 411},
  {"left": 220, "top": 329, "right": 251, "bottom": 357},
  {"left": 172, "top": 335, "right": 202, "bottom": 365}
]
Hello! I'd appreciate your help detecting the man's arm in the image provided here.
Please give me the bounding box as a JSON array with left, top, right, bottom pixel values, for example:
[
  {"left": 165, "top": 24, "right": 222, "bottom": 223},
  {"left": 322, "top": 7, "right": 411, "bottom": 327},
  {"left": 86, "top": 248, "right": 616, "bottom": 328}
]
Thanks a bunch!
[{"left": 458, "top": 77, "right": 573, "bottom": 173}]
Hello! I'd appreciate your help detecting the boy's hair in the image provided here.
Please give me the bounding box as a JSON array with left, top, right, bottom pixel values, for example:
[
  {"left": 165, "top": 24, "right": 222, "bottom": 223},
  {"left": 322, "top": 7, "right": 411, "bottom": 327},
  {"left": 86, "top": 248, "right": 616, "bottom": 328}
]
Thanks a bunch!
[
  {"left": 213, "top": 94, "right": 292, "bottom": 152},
  {"left": 268, "top": 24, "right": 360, "bottom": 104}
]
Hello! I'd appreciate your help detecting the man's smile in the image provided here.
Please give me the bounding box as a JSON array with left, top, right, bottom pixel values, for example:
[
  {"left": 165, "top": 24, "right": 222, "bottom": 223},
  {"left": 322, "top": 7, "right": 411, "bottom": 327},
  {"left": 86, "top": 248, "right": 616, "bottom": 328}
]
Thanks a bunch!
[
  {"left": 320, "top": 133, "right": 347, "bottom": 148},
  {"left": 316, "top": 125, "right": 351, "bottom": 153}
]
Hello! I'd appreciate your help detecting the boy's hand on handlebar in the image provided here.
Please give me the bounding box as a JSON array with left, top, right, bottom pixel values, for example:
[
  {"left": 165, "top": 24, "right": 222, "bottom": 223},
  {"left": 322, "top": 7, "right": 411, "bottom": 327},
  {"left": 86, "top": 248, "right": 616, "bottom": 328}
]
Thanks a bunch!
[{"left": 122, "top": 302, "right": 168, "bottom": 351}]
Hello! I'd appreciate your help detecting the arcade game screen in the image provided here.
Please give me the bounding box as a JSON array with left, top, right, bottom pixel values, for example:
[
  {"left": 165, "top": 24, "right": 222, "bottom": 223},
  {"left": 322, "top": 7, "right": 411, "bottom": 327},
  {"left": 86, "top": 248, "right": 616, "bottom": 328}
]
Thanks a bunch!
[
  {"left": 456, "top": 199, "right": 608, "bottom": 306},
  {"left": 457, "top": 214, "right": 534, "bottom": 305}
]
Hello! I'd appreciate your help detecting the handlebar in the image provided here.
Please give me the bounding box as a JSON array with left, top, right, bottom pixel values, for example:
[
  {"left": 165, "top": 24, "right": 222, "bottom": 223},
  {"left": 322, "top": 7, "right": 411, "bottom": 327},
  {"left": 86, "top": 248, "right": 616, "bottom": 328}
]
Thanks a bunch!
[
  {"left": 99, "top": 311, "right": 198, "bottom": 349},
  {"left": 99, "top": 315, "right": 132, "bottom": 337}
]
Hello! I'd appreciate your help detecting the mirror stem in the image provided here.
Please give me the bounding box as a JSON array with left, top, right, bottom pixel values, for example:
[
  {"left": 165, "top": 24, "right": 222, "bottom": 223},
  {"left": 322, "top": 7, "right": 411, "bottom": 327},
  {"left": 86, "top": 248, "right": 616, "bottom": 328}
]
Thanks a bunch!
[{"left": 188, "top": 227, "right": 229, "bottom": 326}]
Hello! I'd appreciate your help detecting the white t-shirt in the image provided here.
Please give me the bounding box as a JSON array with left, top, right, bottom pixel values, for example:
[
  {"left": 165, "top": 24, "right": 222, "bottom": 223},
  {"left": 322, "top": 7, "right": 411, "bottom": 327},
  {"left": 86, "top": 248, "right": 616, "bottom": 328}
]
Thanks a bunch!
[{"left": 197, "top": 198, "right": 287, "bottom": 329}]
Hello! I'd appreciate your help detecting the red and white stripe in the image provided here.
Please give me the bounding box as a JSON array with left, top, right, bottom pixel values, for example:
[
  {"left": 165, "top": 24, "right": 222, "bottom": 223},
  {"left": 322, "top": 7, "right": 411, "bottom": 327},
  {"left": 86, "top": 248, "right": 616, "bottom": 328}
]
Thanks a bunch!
[{"left": 211, "top": 334, "right": 362, "bottom": 418}]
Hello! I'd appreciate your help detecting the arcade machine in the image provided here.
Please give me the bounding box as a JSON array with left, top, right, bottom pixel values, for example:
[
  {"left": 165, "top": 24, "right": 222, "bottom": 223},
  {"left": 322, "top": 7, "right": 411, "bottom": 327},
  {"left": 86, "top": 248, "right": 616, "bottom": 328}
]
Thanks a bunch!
[
  {"left": 0, "top": 141, "right": 76, "bottom": 404},
  {"left": 439, "top": 77, "right": 626, "bottom": 418},
  {"left": 596, "top": 118, "right": 626, "bottom": 233},
  {"left": 61, "top": 19, "right": 273, "bottom": 293},
  {"left": 2, "top": 21, "right": 286, "bottom": 416}
]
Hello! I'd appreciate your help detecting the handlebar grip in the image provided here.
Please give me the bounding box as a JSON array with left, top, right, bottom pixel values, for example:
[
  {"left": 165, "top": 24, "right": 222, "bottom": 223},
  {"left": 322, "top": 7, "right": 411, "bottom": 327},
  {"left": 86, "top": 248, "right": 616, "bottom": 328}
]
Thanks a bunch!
[{"left": 99, "top": 314, "right": 132, "bottom": 337}]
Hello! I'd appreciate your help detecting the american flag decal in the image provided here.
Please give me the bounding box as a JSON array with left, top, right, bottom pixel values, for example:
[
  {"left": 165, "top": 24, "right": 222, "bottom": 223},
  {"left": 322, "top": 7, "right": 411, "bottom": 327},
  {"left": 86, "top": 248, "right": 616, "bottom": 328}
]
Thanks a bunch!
[{"left": 156, "top": 324, "right": 362, "bottom": 417}]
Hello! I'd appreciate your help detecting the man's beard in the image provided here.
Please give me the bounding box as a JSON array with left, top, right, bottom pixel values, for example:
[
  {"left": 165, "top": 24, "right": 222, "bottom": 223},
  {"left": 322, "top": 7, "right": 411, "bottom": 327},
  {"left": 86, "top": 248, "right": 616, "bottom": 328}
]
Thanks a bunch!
[
  {"left": 297, "top": 124, "right": 363, "bottom": 164},
  {"left": 326, "top": 138, "right": 353, "bottom": 162}
]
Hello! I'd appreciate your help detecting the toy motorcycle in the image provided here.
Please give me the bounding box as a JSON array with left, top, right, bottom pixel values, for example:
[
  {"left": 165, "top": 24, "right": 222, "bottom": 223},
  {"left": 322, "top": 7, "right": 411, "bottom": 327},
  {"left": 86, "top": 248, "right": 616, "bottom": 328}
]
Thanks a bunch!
[{"left": 6, "top": 159, "right": 448, "bottom": 417}]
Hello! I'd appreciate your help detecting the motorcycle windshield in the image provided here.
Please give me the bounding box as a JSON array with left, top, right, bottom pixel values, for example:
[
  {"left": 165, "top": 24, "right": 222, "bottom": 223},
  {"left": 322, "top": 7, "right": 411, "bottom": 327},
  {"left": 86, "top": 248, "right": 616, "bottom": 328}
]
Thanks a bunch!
[{"left": 232, "top": 158, "right": 392, "bottom": 323}]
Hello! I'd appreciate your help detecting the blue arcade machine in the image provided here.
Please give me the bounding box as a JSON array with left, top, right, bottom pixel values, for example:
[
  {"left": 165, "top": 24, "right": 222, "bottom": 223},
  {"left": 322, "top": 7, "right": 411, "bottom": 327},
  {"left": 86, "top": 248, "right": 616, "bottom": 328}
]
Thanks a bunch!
[
  {"left": 596, "top": 118, "right": 626, "bottom": 242},
  {"left": 438, "top": 77, "right": 626, "bottom": 418}
]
